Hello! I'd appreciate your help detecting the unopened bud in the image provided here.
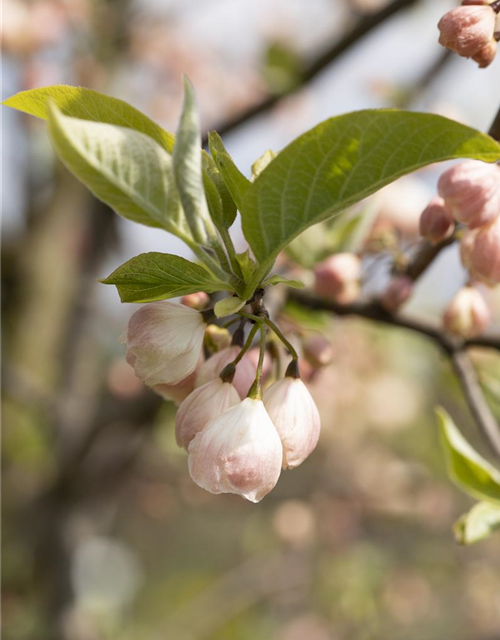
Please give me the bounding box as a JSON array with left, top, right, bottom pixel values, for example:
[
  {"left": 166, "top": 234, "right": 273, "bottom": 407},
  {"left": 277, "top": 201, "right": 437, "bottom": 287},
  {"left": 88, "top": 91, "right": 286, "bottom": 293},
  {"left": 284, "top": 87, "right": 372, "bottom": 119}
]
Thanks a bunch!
[
  {"left": 196, "top": 345, "right": 257, "bottom": 398},
  {"left": 120, "top": 302, "right": 205, "bottom": 387},
  {"left": 438, "top": 161, "right": 500, "bottom": 228},
  {"left": 263, "top": 377, "right": 321, "bottom": 469},
  {"left": 380, "top": 276, "right": 414, "bottom": 312},
  {"left": 180, "top": 291, "right": 210, "bottom": 310},
  {"left": 154, "top": 364, "right": 200, "bottom": 405},
  {"left": 188, "top": 398, "right": 283, "bottom": 502},
  {"left": 443, "top": 286, "right": 491, "bottom": 338},
  {"left": 474, "top": 38, "right": 498, "bottom": 67},
  {"left": 204, "top": 325, "right": 232, "bottom": 352},
  {"left": 438, "top": 6, "right": 497, "bottom": 67},
  {"left": 469, "top": 216, "right": 500, "bottom": 285},
  {"left": 302, "top": 335, "right": 335, "bottom": 369},
  {"left": 419, "top": 196, "right": 455, "bottom": 244},
  {"left": 459, "top": 229, "right": 478, "bottom": 268},
  {"left": 175, "top": 378, "right": 240, "bottom": 449},
  {"left": 314, "top": 253, "right": 361, "bottom": 305}
]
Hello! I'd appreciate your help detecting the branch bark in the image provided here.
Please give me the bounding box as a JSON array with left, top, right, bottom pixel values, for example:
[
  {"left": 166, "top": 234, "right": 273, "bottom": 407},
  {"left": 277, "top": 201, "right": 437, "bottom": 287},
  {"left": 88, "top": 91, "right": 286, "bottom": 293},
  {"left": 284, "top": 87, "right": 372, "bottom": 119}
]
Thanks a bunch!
[{"left": 288, "top": 289, "right": 500, "bottom": 458}]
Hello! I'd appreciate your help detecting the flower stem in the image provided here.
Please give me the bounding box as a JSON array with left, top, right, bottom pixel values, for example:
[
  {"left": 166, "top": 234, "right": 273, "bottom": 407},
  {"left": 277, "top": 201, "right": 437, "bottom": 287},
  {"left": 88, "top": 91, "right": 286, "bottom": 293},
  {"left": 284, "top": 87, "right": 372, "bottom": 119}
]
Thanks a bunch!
[
  {"left": 247, "top": 324, "right": 267, "bottom": 400},
  {"left": 219, "top": 226, "right": 244, "bottom": 281},
  {"left": 263, "top": 317, "right": 299, "bottom": 360},
  {"left": 233, "top": 322, "right": 260, "bottom": 365},
  {"left": 219, "top": 321, "right": 260, "bottom": 385}
]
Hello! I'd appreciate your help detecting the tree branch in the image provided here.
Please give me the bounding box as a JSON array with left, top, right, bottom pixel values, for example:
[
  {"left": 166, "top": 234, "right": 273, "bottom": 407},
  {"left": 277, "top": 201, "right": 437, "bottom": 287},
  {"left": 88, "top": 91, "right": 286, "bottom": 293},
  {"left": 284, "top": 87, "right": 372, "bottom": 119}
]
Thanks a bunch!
[
  {"left": 451, "top": 351, "right": 500, "bottom": 457},
  {"left": 399, "top": 103, "right": 500, "bottom": 280},
  {"left": 288, "top": 290, "right": 500, "bottom": 458},
  {"left": 202, "top": 0, "right": 420, "bottom": 145},
  {"left": 489, "top": 105, "right": 500, "bottom": 142}
]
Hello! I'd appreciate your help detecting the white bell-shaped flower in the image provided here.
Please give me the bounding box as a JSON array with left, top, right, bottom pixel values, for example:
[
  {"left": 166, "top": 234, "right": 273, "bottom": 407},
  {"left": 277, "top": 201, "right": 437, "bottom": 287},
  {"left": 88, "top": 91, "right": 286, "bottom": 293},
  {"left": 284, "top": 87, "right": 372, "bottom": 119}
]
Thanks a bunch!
[
  {"left": 195, "top": 346, "right": 257, "bottom": 398},
  {"left": 175, "top": 377, "right": 240, "bottom": 449},
  {"left": 264, "top": 366, "right": 321, "bottom": 469},
  {"left": 188, "top": 398, "right": 283, "bottom": 503},
  {"left": 121, "top": 302, "right": 206, "bottom": 387}
]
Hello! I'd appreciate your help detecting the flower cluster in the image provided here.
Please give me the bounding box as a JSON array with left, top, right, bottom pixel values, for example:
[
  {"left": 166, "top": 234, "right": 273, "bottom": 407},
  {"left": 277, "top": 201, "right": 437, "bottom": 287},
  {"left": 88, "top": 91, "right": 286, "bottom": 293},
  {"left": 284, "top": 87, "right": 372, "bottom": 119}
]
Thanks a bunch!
[
  {"left": 438, "top": 1, "right": 500, "bottom": 68},
  {"left": 120, "top": 300, "right": 321, "bottom": 502},
  {"left": 417, "top": 160, "right": 500, "bottom": 337}
]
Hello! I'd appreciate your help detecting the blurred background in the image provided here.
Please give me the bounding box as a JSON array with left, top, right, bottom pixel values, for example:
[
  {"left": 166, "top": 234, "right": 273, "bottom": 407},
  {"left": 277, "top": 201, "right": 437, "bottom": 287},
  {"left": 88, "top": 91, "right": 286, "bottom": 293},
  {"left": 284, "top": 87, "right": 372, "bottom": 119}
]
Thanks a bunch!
[{"left": 2, "top": 0, "right": 500, "bottom": 639}]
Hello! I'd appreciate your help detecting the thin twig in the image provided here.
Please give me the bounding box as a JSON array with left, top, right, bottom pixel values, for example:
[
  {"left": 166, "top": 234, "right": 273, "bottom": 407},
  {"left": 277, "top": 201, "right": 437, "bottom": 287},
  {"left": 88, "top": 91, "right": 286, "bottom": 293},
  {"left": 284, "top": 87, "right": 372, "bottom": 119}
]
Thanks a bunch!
[
  {"left": 288, "top": 289, "right": 500, "bottom": 458},
  {"left": 202, "top": 0, "right": 420, "bottom": 145},
  {"left": 451, "top": 351, "right": 500, "bottom": 457},
  {"left": 288, "top": 291, "right": 500, "bottom": 353},
  {"left": 489, "top": 105, "right": 500, "bottom": 142}
]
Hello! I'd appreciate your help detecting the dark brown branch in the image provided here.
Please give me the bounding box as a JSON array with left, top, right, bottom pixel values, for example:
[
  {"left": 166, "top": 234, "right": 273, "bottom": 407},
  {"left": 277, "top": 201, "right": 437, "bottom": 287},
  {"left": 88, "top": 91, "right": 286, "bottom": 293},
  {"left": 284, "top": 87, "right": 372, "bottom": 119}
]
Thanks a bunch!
[
  {"left": 202, "top": 0, "right": 420, "bottom": 145},
  {"left": 289, "top": 290, "right": 500, "bottom": 458},
  {"left": 489, "top": 105, "right": 500, "bottom": 142},
  {"left": 289, "top": 291, "right": 500, "bottom": 353}
]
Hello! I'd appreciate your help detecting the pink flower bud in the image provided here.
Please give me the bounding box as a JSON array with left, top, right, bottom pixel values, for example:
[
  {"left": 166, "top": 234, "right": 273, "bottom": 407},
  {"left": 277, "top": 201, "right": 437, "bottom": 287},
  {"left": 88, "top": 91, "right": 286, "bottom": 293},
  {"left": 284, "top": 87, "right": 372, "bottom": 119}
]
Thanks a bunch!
[
  {"left": 380, "top": 276, "right": 414, "bottom": 312},
  {"left": 195, "top": 346, "right": 257, "bottom": 398},
  {"left": 120, "top": 302, "right": 206, "bottom": 387},
  {"left": 438, "top": 6, "right": 497, "bottom": 67},
  {"left": 460, "top": 229, "right": 478, "bottom": 268},
  {"left": 438, "top": 161, "right": 500, "bottom": 228},
  {"left": 443, "top": 286, "right": 491, "bottom": 338},
  {"left": 180, "top": 292, "right": 210, "bottom": 310},
  {"left": 188, "top": 398, "right": 283, "bottom": 502},
  {"left": 153, "top": 366, "right": 199, "bottom": 405},
  {"left": 175, "top": 378, "right": 240, "bottom": 449},
  {"left": 263, "top": 375, "right": 321, "bottom": 469},
  {"left": 469, "top": 216, "right": 500, "bottom": 285},
  {"left": 302, "top": 335, "right": 334, "bottom": 369},
  {"left": 314, "top": 253, "right": 361, "bottom": 305},
  {"left": 473, "top": 38, "right": 498, "bottom": 67},
  {"left": 419, "top": 196, "right": 455, "bottom": 244}
]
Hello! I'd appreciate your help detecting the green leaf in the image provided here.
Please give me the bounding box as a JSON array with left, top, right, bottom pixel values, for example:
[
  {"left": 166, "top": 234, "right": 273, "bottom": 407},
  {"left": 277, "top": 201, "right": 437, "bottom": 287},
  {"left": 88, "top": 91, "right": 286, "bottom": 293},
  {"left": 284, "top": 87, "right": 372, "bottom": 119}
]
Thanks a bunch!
[
  {"left": 241, "top": 110, "right": 500, "bottom": 272},
  {"left": 437, "top": 407, "right": 500, "bottom": 505},
  {"left": 202, "top": 153, "right": 238, "bottom": 230},
  {"left": 100, "top": 252, "right": 230, "bottom": 303},
  {"left": 3, "top": 85, "right": 175, "bottom": 152},
  {"left": 235, "top": 250, "right": 258, "bottom": 283},
  {"left": 173, "top": 78, "right": 216, "bottom": 244},
  {"left": 263, "top": 274, "right": 305, "bottom": 288},
  {"left": 454, "top": 502, "right": 500, "bottom": 545},
  {"left": 214, "top": 296, "right": 246, "bottom": 318},
  {"left": 46, "top": 102, "right": 190, "bottom": 236},
  {"left": 208, "top": 131, "right": 251, "bottom": 211}
]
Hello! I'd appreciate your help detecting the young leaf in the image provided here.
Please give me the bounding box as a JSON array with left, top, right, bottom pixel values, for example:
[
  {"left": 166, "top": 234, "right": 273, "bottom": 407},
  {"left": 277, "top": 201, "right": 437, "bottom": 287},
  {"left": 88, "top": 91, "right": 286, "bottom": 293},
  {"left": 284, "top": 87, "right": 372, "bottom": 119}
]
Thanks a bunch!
[
  {"left": 202, "top": 153, "right": 237, "bottom": 230},
  {"left": 454, "top": 502, "right": 500, "bottom": 545},
  {"left": 173, "top": 78, "right": 216, "bottom": 245},
  {"left": 214, "top": 296, "right": 246, "bottom": 318},
  {"left": 208, "top": 131, "right": 251, "bottom": 211},
  {"left": 262, "top": 274, "right": 305, "bottom": 288},
  {"left": 235, "top": 250, "right": 258, "bottom": 283},
  {"left": 436, "top": 407, "right": 500, "bottom": 505},
  {"left": 46, "top": 102, "right": 189, "bottom": 236},
  {"left": 100, "top": 252, "right": 230, "bottom": 303},
  {"left": 3, "top": 85, "right": 175, "bottom": 152},
  {"left": 240, "top": 110, "right": 500, "bottom": 274}
]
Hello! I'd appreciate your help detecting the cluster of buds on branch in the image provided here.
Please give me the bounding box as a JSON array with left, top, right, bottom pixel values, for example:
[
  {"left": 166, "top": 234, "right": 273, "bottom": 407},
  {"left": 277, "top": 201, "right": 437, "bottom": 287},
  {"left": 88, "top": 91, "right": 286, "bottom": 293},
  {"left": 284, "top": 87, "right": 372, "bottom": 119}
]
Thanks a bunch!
[
  {"left": 438, "top": 0, "right": 500, "bottom": 68},
  {"left": 120, "top": 297, "right": 321, "bottom": 502},
  {"left": 418, "top": 160, "right": 500, "bottom": 337}
]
